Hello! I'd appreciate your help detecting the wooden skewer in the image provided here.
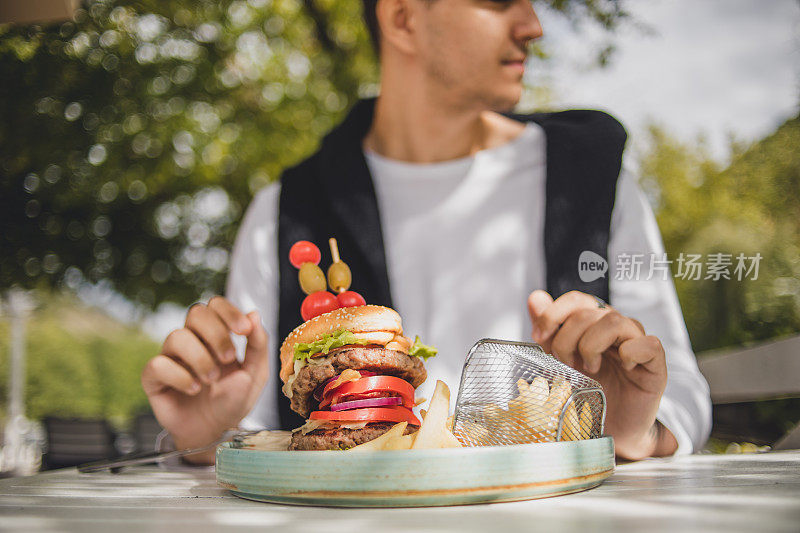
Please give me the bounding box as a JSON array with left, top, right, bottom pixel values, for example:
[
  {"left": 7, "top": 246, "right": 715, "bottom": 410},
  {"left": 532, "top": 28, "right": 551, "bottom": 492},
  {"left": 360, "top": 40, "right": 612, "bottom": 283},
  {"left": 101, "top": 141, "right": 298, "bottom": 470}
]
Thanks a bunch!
[{"left": 328, "top": 238, "right": 340, "bottom": 263}]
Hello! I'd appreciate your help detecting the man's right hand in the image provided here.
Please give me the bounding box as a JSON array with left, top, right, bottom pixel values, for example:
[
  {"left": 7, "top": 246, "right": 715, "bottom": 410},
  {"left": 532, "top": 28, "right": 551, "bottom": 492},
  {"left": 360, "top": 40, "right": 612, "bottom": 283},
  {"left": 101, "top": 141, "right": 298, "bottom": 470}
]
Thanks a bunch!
[{"left": 141, "top": 296, "right": 268, "bottom": 464}]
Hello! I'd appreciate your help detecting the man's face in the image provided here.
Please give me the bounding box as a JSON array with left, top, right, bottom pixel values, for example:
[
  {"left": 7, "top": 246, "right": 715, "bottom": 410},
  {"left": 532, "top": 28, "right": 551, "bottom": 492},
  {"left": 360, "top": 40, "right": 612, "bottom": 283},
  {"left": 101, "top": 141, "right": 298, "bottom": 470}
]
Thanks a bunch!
[{"left": 413, "top": 0, "right": 543, "bottom": 112}]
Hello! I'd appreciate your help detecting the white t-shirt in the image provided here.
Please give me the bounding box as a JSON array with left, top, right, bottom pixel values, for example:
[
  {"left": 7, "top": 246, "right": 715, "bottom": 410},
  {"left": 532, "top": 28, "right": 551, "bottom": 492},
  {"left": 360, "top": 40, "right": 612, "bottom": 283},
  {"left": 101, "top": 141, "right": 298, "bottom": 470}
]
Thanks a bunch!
[{"left": 227, "top": 121, "right": 712, "bottom": 454}]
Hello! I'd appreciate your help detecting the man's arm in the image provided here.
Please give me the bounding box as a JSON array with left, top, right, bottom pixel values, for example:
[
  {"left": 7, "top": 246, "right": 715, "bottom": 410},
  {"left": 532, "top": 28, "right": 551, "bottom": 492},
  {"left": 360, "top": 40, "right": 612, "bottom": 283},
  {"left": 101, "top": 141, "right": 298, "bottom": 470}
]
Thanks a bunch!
[
  {"left": 527, "top": 171, "right": 711, "bottom": 459},
  {"left": 607, "top": 170, "right": 712, "bottom": 454}
]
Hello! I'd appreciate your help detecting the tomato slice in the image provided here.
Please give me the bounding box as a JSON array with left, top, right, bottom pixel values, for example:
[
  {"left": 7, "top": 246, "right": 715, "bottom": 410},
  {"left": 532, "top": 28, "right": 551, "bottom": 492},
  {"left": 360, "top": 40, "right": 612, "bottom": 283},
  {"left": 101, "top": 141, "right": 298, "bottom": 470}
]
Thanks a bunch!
[
  {"left": 309, "top": 406, "right": 421, "bottom": 425},
  {"left": 319, "top": 376, "right": 415, "bottom": 409}
]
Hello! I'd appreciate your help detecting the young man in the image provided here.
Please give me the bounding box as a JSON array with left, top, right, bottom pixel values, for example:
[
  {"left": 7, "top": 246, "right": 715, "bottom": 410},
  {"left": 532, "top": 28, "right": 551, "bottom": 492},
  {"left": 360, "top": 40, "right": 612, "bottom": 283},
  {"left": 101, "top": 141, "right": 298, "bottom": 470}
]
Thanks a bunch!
[{"left": 141, "top": 0, "right": 711, "bottom": 464}]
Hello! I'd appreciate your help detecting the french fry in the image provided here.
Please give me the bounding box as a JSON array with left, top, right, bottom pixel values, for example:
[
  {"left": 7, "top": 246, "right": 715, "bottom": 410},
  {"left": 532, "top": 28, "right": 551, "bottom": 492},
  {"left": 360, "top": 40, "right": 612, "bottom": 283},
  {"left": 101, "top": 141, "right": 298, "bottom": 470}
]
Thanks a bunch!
[
  {"left": 579, "top": 403, "right": 592, "bottom": 439},
  {"left": 348, "top": 422, "right": 408, "bottom": 451},
  {"left": 471, "top": 376, "right": 589, "bottom": 445},
  {"left": 546, "top": 377, "right": 572, "bottom": 410},
  {"left": 348, "top": 381, "right": 464, "bottom": 451},
  {"left": 440, "top": 427, "right": 463, "bottom": 448},
  {"left": 532, "top": 377, "right": 571, "bottom": 442},
  {"left": 240, "top": 430, "right": 293, "bottom": 450},
  {"left": 482, "top": 402, "right": 503, "bottom": 419},
  {"left": 383, "top": 432, "right": 416, "bottom": 450},
  {"left": 528, "top": 376, "right": 549, "bottom": 400},
  {"left": 457, "top": 420, "right": 491, "bottom": 445},
  {"left": 517, "top": 376, "right": 552, "bottom": 442},
  {"left": 412, "top": 380, "right": 462, "bottom": 449},
  {"left": 560, "top": 401, "right": 580, "bottom": 441}
]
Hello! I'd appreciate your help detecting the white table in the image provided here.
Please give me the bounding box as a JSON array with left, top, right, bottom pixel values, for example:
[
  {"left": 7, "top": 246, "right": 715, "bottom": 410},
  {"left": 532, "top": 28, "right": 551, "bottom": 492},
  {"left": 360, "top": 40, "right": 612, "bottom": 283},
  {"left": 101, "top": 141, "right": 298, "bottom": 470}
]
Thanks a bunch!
[{"left": 1, "top": 451, "right": 799, "bottom": 533}]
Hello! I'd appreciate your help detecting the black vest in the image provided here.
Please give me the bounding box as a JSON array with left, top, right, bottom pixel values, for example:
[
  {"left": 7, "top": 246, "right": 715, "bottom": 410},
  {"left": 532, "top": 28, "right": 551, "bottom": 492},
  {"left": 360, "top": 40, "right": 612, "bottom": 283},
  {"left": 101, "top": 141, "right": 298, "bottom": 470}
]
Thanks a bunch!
[{"left": 275, "top": 98, "right": 626, "bottom": 429}]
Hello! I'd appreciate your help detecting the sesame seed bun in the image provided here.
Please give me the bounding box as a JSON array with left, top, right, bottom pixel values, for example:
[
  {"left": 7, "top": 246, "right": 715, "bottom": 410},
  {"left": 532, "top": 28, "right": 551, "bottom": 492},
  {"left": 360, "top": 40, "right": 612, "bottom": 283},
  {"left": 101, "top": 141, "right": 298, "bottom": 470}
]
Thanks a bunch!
[{"left": 279, "top": 305, "right": 407, "bottom": 383}]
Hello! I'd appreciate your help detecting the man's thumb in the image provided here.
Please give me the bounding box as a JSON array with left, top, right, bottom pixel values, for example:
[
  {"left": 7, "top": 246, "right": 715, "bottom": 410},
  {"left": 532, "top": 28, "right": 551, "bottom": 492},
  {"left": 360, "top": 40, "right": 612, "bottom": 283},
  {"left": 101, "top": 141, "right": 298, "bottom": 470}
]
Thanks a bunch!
[
  {"left": 527, "top": 290, "right": 553, "bottom": 319},
  {"left": 242, "top": 311, "right": 268, "bottom": 380}
]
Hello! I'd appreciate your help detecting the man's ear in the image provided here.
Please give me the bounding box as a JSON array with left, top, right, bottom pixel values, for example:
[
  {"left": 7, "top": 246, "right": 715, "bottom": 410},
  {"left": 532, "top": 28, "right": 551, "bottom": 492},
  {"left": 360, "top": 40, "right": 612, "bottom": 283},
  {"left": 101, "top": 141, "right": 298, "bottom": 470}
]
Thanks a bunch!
[{"left": 376, "top": 0, "right": 420, "bottom": 55}]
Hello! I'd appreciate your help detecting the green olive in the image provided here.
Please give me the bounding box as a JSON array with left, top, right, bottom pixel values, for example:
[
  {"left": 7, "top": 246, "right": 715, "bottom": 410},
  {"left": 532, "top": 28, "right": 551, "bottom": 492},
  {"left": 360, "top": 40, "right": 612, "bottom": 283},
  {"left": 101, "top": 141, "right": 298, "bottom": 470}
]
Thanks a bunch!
[
  {"left": 298, "top": 263, "right": 326, "bottom": 295},
  {"left": 327, "top": 261, "right": 352, "bottom": 293}
]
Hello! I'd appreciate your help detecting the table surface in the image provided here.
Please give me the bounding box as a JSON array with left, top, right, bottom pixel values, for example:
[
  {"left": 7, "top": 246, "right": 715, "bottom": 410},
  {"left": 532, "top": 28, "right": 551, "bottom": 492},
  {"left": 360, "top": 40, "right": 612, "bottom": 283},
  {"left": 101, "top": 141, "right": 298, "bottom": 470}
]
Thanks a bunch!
[{"left": 1, "top": 451, "right": 799, "bottom": 533}]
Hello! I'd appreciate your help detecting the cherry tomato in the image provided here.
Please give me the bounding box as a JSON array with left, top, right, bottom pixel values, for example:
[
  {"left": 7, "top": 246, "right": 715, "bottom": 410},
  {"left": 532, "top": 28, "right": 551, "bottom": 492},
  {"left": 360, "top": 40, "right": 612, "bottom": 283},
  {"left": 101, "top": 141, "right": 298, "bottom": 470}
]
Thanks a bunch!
[
  {"left": 336, "top": 290, "right": 365, "bottom": 308},
  {"left": 309, "top": 406, "right": 420, "bottom": 425},
  {"left": 289, "top": 241, "right": 321, "bottom": 269},
  {"left": 301, "top": 291, "right": 339, "bottom": 321}
]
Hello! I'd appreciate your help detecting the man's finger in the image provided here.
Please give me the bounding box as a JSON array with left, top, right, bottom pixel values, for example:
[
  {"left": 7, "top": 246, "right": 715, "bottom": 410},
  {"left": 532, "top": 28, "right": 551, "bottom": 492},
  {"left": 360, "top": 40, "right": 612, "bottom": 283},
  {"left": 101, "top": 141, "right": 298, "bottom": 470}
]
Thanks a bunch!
[
  {"left": 577, "top": 312, "right": 643, "bottom": 373},
  {"left": 630, "top": 318, "right": 646, "bottom": 335},
  {"left": 162, "top": 328, "right": 221, "bottom": 385},
  {"left": 141, "top": 355, "right": 201, "bottom": 397},
  {"left": 618, "top": 335, "right": 665, "bottom": 373},
  {"left": 186, "top": 303, "right": 238, "bottom": 364},
  {"left": 207, "top": 296, "right": 252, "bottom": 336},
  {"left": 550, "top": 308, "right": 603, "bottom": 368},
  {"left": 531, "top": 290, "right": 602, "bottom": 342},
  {"left": 527, "top": 290, "right": 553, "bottom": 342},
  {"left": 242, "top": 311, "right": 268, "bottom": 384}
]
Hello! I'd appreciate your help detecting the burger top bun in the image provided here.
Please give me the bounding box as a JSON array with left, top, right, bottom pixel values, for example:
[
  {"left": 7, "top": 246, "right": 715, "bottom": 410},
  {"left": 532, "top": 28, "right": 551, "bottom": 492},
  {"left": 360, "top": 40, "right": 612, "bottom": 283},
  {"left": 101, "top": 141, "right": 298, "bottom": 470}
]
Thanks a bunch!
[{"left": 279, "top": 305, "right": 404, "bottom": 383}]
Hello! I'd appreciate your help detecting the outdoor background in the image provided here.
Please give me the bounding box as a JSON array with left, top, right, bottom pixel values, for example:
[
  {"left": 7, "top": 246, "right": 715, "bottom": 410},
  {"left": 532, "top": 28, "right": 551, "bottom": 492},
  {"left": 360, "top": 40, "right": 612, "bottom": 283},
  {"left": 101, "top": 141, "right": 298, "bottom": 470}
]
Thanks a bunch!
[{"left": 1, "top": 0, "right": 799, "bottom": 449}]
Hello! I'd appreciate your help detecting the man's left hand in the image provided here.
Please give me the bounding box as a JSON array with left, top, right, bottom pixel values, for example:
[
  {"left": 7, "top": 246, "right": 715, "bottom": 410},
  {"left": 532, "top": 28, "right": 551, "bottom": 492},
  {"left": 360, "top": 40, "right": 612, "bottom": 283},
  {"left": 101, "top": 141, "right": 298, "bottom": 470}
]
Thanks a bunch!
[{"left": 527, "top": 289, "right": 677, "bottom": 459}]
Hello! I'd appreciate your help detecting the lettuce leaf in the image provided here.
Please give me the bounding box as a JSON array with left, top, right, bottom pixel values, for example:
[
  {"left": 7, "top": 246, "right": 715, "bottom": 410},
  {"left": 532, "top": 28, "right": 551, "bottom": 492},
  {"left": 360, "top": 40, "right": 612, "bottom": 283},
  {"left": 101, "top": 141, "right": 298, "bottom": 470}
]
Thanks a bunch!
[
  {"left": 293, "top": 330, "right": 370, "bottom": 360},
  {"left": 409, "top": 336, "right": 438, "bottom": 360}
]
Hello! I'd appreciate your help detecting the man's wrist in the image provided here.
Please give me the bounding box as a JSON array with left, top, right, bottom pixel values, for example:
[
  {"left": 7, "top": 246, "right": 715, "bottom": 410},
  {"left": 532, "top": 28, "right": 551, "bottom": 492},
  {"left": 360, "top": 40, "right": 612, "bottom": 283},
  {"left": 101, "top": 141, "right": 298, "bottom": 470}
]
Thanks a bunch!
[
  {"left": 179, "top": 447, "right": 217, "bottom": 466},
  {"left": 651, "top": 421, "right": 679, "bottom": 457},
  {"left": 615, "top": 421, "right": 678, "bottom": 460},
  {"left": 173, "top": 429, "right": 227, "bottom": 466}
]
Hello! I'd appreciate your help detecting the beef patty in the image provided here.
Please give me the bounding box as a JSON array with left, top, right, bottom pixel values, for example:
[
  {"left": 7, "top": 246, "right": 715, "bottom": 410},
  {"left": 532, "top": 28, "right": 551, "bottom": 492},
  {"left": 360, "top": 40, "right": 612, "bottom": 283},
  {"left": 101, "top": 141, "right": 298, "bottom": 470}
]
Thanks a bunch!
[
  {"left": 289, "top": 346, "right": 427, "bottom": 417},
  {"left": 289, "top": 421, "right": 419, "bottom": 451}
]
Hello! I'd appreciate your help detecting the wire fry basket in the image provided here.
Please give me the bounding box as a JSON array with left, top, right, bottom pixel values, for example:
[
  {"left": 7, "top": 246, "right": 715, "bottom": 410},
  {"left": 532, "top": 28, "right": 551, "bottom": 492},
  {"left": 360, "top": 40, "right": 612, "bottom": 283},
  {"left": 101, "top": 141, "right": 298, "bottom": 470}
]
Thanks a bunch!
[{"left": 452, "top": 339, "right": 606, "bottom": 447}]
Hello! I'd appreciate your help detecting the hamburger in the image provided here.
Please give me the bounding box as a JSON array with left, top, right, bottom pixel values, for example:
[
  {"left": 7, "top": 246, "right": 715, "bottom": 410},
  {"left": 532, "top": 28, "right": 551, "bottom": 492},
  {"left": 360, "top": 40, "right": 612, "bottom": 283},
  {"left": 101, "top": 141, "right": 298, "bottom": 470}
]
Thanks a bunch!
[{"left": 279, "top": 305, "right": 436, "bottom": 450}]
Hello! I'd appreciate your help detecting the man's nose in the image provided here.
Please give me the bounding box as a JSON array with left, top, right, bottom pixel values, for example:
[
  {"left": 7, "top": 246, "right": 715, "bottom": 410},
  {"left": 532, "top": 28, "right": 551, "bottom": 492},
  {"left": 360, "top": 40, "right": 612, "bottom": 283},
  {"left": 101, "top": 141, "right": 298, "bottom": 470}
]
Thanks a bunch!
[{"left": 514, "top": 1, "right": 544, "bottom": 44}]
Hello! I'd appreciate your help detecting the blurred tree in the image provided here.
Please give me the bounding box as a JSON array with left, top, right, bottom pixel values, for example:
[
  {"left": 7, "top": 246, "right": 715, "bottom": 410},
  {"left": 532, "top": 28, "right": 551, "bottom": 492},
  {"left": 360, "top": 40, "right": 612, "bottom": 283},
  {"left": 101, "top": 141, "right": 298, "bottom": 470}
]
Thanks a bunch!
[
  {"left": 639, "top": 115, "right": 800, "bottom": 352},
  {"left": 639, "top": 115, "right": 800, "bottom": 443},
  {"left": 1, "top": 0, "right": 631, "bottom": 310}
]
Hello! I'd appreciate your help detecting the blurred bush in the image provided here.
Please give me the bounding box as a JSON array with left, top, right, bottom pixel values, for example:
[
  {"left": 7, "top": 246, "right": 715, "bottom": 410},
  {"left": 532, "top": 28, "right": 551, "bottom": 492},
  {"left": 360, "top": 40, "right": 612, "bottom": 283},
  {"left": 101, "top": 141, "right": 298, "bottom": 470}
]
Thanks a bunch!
[{"left": 0, "top": 292, "right": 159, "bottom": 422}]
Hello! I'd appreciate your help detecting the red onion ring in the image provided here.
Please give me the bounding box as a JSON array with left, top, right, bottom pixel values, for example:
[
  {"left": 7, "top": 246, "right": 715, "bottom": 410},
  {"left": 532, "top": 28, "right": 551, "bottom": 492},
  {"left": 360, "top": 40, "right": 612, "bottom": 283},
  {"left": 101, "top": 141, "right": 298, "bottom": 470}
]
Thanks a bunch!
[{"left": 329, "top": 396, "right": 402, "bottom": 411}]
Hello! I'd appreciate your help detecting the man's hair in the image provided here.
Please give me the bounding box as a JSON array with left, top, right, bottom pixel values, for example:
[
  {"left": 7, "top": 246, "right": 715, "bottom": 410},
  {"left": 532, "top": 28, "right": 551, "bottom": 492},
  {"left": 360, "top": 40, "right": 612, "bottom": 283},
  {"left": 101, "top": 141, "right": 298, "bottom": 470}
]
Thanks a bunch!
[
  {"left": 362, "top": 0, "right": 436, "bottom": 54},
  {"left": 362, "top": 0, "right": 380, "bottom": 53}
]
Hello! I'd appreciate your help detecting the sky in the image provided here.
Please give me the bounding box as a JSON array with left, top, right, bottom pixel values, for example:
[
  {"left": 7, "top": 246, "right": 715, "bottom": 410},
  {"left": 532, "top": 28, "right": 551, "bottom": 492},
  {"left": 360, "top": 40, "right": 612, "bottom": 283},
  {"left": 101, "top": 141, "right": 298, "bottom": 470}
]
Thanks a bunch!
[{"left": 533, "top": 0, "right": 800, "bottom": 162}]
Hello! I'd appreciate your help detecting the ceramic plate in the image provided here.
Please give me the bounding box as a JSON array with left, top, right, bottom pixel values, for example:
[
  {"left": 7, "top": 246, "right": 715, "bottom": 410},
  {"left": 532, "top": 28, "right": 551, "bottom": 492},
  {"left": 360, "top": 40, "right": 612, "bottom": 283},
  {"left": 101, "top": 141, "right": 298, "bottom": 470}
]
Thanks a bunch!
[{"left": 216, "top": 437, "right": 615, "bottom": 507}]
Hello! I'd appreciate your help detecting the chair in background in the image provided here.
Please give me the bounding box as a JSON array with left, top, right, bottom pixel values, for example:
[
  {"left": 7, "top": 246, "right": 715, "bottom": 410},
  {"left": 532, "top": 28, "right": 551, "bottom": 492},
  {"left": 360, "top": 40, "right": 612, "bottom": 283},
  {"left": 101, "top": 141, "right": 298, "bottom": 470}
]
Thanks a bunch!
[
  {"left": 132, "top": 412, "right": 163, "bottom": 454},
  {"left": 698, "top": 334, "right": 800, "bottom": 450},
  {"left": 41, "top": 417, "right": 118, "bottom": 470}
]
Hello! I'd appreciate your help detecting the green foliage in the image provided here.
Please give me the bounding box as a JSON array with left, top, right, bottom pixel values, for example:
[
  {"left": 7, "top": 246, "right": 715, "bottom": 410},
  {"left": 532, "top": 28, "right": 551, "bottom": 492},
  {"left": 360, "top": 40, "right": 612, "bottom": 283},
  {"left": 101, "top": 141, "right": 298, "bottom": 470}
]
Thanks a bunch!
[
  {"left": 1, "top": 0, "right": 630, "bottom": 311},
  {"left": 639, "top": 116, "right": 800, "bottom": 352},
  {"left": 0, "top": 0, "right": 377, "bottom": 309},
  {"left": 0, "top": 293, "right": 159, "bottom": 422},
  {"left": 640, "top": 115, "right": 800, "bottom": 442}
]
